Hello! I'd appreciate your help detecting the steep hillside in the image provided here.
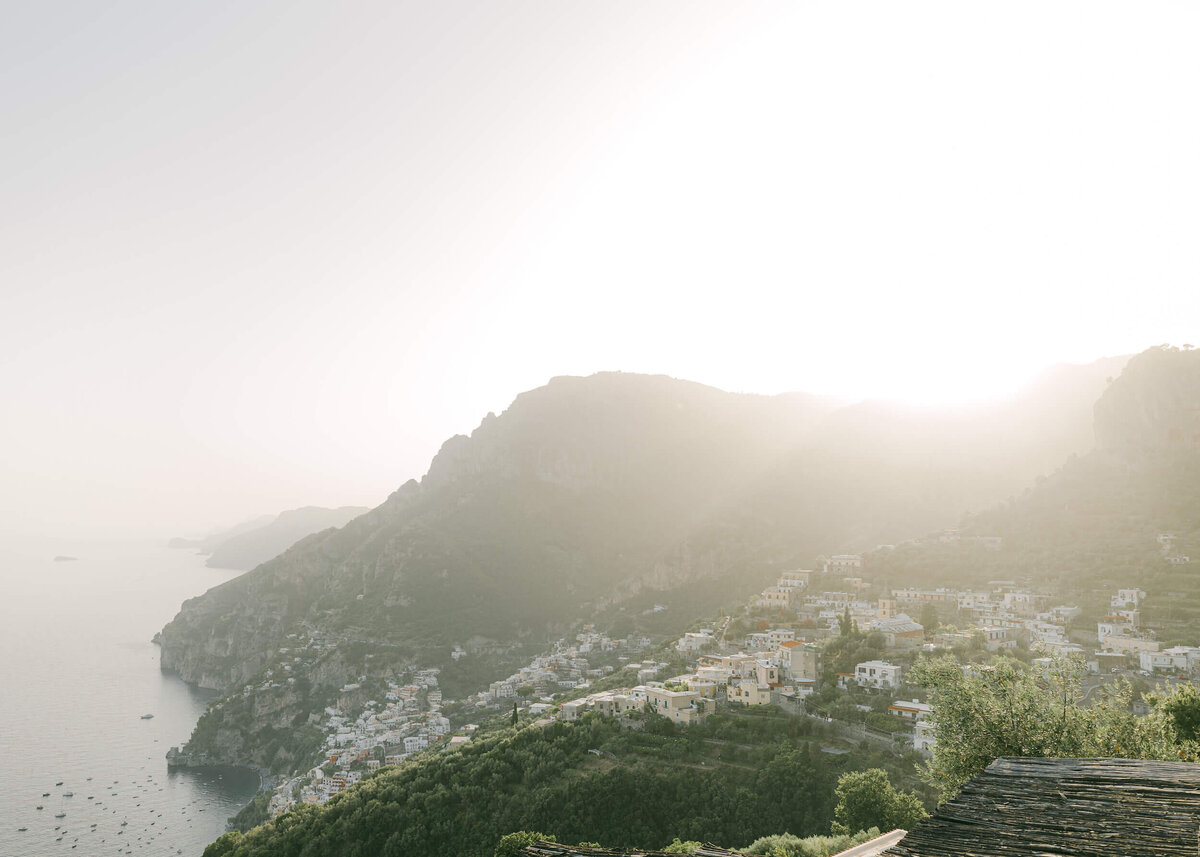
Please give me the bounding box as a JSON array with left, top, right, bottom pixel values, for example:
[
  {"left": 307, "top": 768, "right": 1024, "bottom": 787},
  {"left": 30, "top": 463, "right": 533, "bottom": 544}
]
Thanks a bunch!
[
  {"left": 866, "top": 346, "right": 1200, "bottom": 641},
  {"left": 206, "top": 506, "right": 371, "bottom": 571},
  {"left": 159, "top": 364, "right": 1124, "bottom": 699},
  {"left": 200, "top": 712, "right": 921, "bottom": 857}
]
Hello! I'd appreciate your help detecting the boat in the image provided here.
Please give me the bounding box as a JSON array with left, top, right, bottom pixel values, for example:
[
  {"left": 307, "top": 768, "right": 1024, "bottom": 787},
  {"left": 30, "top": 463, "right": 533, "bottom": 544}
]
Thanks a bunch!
[
  {"left": 63, "top": 791, "right": 74, "bottom": 796},
  {"left": 17, "top": 827, "right": 27, "bottom": 832},
  {"left": 55, "top": 811, "right": 66, "bottom": 818},
  {"left": 36, "top": 805, "right": 43, "bottom": 810},
  {"left": 140, "top": 713, "right": 154, "bottom": 720},
  {"left": 55, "top": 781, "right": 63, "bottom": 786},
  {"left": 43, "top": 792, "right": 50, "bottom": 796}
]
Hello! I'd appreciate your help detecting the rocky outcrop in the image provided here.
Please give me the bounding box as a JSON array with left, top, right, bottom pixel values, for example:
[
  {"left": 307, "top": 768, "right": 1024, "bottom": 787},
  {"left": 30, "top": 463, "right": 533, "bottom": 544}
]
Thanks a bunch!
[
  {"left": 1094, "top": 346, "right": 1200, "bottom": 454},
  {"left": 159, "top": 532, "right": 339, "bottom": 689}
]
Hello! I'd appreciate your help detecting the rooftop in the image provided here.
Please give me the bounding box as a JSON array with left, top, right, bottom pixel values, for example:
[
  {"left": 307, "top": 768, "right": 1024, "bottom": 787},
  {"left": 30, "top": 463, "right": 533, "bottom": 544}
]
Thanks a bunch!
[{"left": 886, "top": 757, "right": 1200, "bottom": 857}]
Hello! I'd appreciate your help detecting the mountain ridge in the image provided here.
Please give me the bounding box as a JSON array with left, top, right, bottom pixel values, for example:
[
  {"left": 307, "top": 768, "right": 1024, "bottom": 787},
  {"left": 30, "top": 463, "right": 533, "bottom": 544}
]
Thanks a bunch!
[{"left": 158, "top": 358, "right": 1125, "bottom": 697}]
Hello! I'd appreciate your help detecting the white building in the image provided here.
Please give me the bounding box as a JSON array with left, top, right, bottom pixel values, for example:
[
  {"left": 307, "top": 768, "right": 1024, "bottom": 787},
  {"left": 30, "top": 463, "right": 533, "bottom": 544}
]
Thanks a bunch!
[
  {"left": 778, "top": 569, "right": 814, "bottom": 589},
  {"left": 826, "top": 554, "right": 863, "bottom": 573},
  {"left": 914, "top": 720, "right": 937, "bottom": 753},
  {"left": 1139, "top": 646, "right": 1200, "bottom": 674},
  {"left": 1111, "top": 589, "right": 1147, "bottom": 609},
  {"left": 676, "top": 630, "right": 715, "bottom": 654},
  {"left": 854, "top": 660, "right": 902, "bottom": 690},
  {"left": 764, "top": 628, "right": 796, "bottom": 648},
  {"left": 979, "top": 626, "right": 1017, "bottom": 651},
  {"left": 1039, "top": 605, "right": 1082, "bottom": 623},
  {"left": 888, "top": 698, "right": 933, "bottom": 722}
]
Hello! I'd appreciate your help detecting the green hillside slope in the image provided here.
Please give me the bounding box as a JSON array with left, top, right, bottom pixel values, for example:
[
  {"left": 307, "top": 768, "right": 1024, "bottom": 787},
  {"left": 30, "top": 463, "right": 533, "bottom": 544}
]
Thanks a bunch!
[{"left": 201, "top": 712, "right": 925, "bottom": 857}]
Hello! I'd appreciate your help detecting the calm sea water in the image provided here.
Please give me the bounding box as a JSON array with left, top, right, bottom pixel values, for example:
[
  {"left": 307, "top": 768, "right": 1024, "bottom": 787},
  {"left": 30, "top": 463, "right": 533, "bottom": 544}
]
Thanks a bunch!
[{"left": 0, "top": 538, "right": 260, "bottom": 857}]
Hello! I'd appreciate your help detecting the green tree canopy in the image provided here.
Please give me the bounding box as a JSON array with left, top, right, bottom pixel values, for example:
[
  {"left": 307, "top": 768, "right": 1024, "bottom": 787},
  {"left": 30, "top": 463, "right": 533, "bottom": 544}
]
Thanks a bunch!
[
  {"left": 495, "top": 831, "right": 556, "bottom": 857},
  {"left": 917, "top": 603, "right": 940, "bottom": 633},
  {"left": 911, "top": 654, "right": 1198, "bottom": 801},
  {"left": 830, "top": 769, "right": 927, "bottom": 835},
  {"left": 661, "top": 837, "right": 703, "bottom": 853},
  {"left": 742, "top": 828, "right": 882, "bottom": 857}
]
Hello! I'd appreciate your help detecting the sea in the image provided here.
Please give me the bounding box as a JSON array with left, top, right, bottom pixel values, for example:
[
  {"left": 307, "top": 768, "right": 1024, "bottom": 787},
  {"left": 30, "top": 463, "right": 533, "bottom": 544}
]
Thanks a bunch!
[{"left": 0, "top": 537, "right": 261, "bottom": 857}]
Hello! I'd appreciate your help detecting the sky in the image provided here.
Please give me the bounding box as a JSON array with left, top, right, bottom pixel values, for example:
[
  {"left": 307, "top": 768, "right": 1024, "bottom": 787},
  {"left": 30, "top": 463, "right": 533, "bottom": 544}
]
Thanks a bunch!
[{"left": 2, "top": 1, "right": 1198, "bottom": 538}]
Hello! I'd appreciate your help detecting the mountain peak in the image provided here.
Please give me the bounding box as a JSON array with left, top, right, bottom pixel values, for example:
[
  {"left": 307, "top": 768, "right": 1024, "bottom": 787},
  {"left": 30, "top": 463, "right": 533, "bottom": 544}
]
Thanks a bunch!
[{"left": 1094, "top": 345, "right": 1200, "bottom": 454}]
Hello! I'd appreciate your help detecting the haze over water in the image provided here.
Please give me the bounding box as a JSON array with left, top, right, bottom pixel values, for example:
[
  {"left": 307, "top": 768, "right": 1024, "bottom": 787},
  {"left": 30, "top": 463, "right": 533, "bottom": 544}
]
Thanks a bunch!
[{"left": 0, "top": 539, "right": 259, "bottom": 857}]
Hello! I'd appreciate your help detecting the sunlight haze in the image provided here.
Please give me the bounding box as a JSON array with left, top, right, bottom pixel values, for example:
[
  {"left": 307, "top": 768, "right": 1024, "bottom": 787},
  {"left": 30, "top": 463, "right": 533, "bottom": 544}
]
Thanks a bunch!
[{"left": 2, "top": 1, "right": 1197, "bottom": 538}]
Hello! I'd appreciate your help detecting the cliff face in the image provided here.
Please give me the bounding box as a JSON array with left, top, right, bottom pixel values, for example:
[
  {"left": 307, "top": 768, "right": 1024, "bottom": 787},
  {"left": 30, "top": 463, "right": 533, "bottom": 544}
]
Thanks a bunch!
[
  {"left": 1094, "top": 347, "right": 1200, "bottom": 454},
  {"left": 159, "top": 375, "right": 827, "bottom": 689},
  {"left": 159, "top": 366, "right": 1122, "bottom": 697}
]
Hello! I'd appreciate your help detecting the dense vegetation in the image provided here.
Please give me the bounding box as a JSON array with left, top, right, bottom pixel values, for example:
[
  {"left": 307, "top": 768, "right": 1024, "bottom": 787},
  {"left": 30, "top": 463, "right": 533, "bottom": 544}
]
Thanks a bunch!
[
  {"left": 912, "top": 655, "right": 1200, "bottom": 800},
  {"left": 230, "top": 792, "right": 273, "bottom": 832},
  {"left": 203, "top": 712, "right": 927, "bottom": 857},
  {"left": 184, "top": 676, "right": 333, "bottom": 773}
]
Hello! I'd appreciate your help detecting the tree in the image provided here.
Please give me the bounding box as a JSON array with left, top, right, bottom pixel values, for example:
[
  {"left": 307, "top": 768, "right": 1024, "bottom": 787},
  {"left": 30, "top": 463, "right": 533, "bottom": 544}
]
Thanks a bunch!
[
  {"left": 743, "top": 828, "right": 883, "bottom": 857},
  {"left": 511, "top": 702, "right": 519, "bottom": 726},
  {"left": 1146, "top": 681, "right": 1200, "bottom": 742},
  {"left": 495, "top": 831, "right": 556, "bottom": 857},
  {"left": 203, "top": 831, "right": 243, "bottom": 857},
  {"left": 830, "top": 769, "right": 927, "bottom": 835},
  {"left": 516, "top": 685, "right": 536, "bottom": 699},
  {"left": 917, "top": 603, "right": 940, "bottom": 634},
  {"left": 910, "top": 654, "right": 1197, "bottom": 801},
  {"left": 661, "top": 837, "right": 703, "bottom": 853}
]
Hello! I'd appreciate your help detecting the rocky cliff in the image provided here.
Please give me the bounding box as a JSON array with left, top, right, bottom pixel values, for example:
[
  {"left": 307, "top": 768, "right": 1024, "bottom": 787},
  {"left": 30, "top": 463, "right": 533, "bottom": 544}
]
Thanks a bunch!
[{"left": 1094, "top": 346, "right": 1200, "bottom": 454}]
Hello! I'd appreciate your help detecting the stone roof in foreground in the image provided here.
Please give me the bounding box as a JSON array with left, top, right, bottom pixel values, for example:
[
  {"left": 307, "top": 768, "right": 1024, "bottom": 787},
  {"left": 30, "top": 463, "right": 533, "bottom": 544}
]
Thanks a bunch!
[{"left": 887, "top": 757, "right": 1200, "bottom": 857}]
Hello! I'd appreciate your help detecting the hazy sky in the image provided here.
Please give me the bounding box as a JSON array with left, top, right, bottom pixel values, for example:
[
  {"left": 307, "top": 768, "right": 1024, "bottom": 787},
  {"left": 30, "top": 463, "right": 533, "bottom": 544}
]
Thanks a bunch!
[{"left": 2, "top": 1, "right": 1198, "bottom": 538}]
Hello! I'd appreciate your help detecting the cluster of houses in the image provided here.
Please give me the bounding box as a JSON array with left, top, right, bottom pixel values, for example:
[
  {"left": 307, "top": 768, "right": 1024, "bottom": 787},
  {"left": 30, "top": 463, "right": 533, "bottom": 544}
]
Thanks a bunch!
[
  {"left": 787, "top": 571, "right": 1085, "bottom": 660},
  {"left": 555, "top": 611, "right": 946, "bottom": 754},
  {"left": 1096, "top": 587, "right": 1200, "bottom": 675},
  {"left": 267, "top": 667, "right": 474, "bottom": 817},
  {"left": 548, "top": 561, "right": 1192, "bottom": 756},
  {"left": 462, "top": 630, "right": 657, "bottom": 710},
  {"left": 261, "top": 536, "right": 1200, "bottom": 822},
  {"left": 560, "top": 639, "right": 821, "bottom": 725}
]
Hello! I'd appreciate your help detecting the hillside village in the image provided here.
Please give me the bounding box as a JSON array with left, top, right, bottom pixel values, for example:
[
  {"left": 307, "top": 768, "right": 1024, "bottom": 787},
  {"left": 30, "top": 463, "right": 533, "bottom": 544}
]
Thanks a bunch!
[{"left": 256, "top": 526, "right": 1200, "bottom": 819}]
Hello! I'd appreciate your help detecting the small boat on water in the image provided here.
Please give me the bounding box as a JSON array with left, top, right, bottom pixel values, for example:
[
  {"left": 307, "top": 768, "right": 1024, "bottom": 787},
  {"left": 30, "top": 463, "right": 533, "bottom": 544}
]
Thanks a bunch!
[
  {"left": 63, "top": 791, "right": 74, "bottom": 796},
  {"left": 140, "top": 713, "right": 154, "bottom": 720},
  {"left": 17, "top": 827, "right": 27, "bottom": 832},
  {"left": 55, "top": 781, "right": 63, "bottom": 786},
  {"left": 36, "top": 805, "right": 43, "bottom": 810},
  {"left": 55, "top": 812, "right": 66, "bottom": 818}
]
